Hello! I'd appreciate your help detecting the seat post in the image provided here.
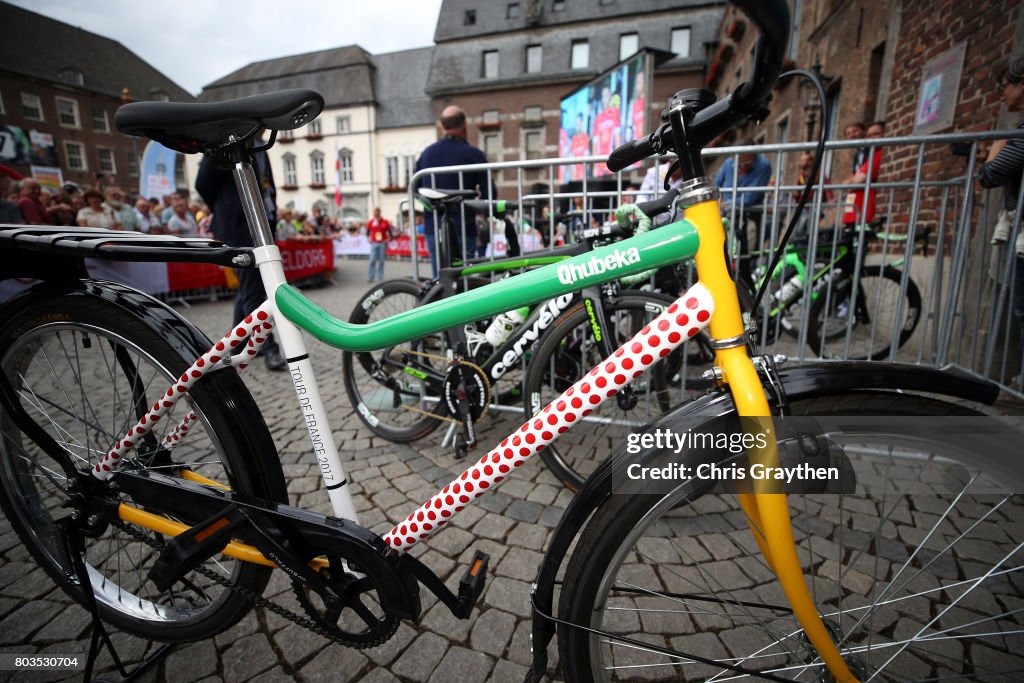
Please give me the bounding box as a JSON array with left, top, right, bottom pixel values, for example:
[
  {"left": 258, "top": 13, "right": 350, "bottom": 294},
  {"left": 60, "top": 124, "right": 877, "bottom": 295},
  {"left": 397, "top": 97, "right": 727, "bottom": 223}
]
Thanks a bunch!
[{"left": 226, "top": 140, "right": 276, "bottom": 249}]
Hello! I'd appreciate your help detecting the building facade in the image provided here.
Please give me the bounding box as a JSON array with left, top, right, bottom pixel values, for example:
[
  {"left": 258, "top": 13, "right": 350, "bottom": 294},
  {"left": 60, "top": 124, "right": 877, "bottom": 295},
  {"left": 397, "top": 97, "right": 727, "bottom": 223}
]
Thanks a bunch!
[
  {"left": 195, "top": 45, "right": 436, "bottom": 226},
  {"left": 0, "top": 1, "right": 193, "bottom": 193},
  {"left": 426, "top": 0, "right": 727, "bottom": 191}
]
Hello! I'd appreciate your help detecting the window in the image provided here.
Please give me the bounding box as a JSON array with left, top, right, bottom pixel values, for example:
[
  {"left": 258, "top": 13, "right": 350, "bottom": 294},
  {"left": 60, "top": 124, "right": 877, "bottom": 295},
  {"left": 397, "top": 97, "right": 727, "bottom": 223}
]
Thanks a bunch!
[
  {"left": 524, "top": 106, "right": 542, "bottom": 121},
  {"left": 279, "top": 128, "right": 293, "bottom": 141},
  {"left": 310, "top": 151, "right": 325, "bottom": 184},
  {"left": 0, "top": 91, "right": 6, "bottom": 115},
  {"left": 97, "top": 148, "right": 116, "bottom": 174},
  {"left": 126, "top": 150, "right": 139, "bottom": 177},
  {"left": 464, "top": 9, "right": 476, "bottom": 25},
  {"left": 282, "top": 154, "right": 297, "bottom": 186},
  {"left": 507, "top": 2, "right": 520, "bottom": 18},
  {"left": 56, "top": 97, "right": 80, "bottom": 128},
  {"left": 776, "top": 115, "right": 789, "bottom": 144},
  {"left": 403, "top": 155, "right": 416, "bottom": 187},
  {"left": 91, "top": 106, "right": 110, "bottom": 132},
  {"left": 483, "top": 134, "right": 500, "bottom": 162},
  {"left": 64, "top": 141, "right": 86, "bottom": 170},
  {"left": 525, "top": 131, "right": 543, "bottom": 160},
  {"left": 571, "top": 40, "right": 589, "bottom": 69},
  {"left": 482, "top": 109, "right": 500, "bottom": 125},
  {"left": 308, "top": 119, "right": 322, "bottom": 137},
  {"left": 788, "top": 0, "right": 801, "bottom": 61},
  {"left": 58, "top": 68, "right": 84, "bottom": 86},
  {"left": 552, "top": 0, "right": 565, "bottom": 11},
  {"left": 21, "top": 92, "right": 43, "bottom": 121},
  {"left": 526, "top": 44, "right": 543, "bottom": 73},
  {"left": 671, "top": 27, "right": 691, "bottom": 57},
  {"left": 619, "top": 33, "right": 638, "bottom": 62},
  {"left": 150, "top": 91, "right": 170, "bottom": 102},
  {"left": 483, "top": 50, "right": 499, "bottom": 79},
  {"left": 339, "top": 150, "right": 353, "bottom": 182},
  {"left": 335, "top": 115, "right": 351, "bottom": 134},
  {"left": 386, "top": 156, "right": 400, "bottom": 187}
]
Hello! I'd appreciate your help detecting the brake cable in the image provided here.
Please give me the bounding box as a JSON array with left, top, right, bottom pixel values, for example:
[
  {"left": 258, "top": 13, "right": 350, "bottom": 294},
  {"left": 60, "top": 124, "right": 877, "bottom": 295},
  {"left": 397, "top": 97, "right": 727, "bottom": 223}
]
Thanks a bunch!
[{"left": 749, "top": 69, "right": 830, "bottom": 318}]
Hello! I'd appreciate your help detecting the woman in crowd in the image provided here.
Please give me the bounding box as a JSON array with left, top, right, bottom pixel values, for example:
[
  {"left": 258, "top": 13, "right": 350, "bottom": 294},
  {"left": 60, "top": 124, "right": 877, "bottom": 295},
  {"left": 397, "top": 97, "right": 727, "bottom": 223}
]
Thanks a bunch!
[{"left": 76, "top": 189, "right": 120, "bottom": 229}]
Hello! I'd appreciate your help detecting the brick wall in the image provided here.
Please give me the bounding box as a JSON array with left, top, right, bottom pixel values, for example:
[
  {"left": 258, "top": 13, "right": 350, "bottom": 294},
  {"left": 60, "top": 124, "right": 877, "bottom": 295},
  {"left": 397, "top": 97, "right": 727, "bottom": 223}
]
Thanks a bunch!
[
  {"left": 0, "top": 73, "right": 144, "bottom": 192},
  {"left": 882, "top": 0, "right": 1022, "bottom": 231}
]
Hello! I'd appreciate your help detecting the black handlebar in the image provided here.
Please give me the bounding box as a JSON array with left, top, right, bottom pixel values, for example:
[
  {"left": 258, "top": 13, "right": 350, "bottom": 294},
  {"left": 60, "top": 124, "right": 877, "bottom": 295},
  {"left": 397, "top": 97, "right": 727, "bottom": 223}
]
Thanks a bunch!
[
  {"left": 607, "top": 135, "right": 656, "bottom": 173},
  {"left": 606, "top": 0, "right": 790, "bottom": 172}
]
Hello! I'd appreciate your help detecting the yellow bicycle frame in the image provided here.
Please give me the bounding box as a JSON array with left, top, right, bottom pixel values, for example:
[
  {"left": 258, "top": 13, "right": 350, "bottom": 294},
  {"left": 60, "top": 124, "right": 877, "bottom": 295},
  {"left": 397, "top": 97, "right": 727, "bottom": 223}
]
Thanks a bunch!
[{"left": 687, "top": 198, "right": 859, "bottom": 682}]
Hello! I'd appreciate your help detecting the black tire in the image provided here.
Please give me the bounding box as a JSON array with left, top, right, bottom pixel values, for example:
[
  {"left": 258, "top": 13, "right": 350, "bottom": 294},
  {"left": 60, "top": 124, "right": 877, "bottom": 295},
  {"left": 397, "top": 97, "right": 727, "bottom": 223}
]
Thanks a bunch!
[
  {"left": 342, "top": 279, "right": 449, "bottom": 442},
  {"left": 523, "top": 292, "right": 707, "bottom": 490},
  {"left": 558, "top": 392, "right": 1023, "bottom": 681},
  {"left": 0, "top": 286, "right": 287, "bottom": 643},
  {"left": 806, "top": 265, "right": 922, "bottom": 361}
]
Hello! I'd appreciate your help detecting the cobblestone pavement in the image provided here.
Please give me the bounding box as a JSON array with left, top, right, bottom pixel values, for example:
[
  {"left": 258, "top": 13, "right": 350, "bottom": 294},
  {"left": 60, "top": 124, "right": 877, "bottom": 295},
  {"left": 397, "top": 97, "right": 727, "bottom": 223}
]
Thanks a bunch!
[{"left": 1, "top": 260, "right": 1022, "bottom": 682}]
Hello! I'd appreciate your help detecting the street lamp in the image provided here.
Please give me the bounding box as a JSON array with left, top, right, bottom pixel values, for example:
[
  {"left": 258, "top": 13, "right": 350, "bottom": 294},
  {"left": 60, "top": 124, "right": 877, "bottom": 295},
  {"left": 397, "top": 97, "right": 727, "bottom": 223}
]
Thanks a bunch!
[{"left": 802, "top": 61, "right": 831, "bottom": 140}]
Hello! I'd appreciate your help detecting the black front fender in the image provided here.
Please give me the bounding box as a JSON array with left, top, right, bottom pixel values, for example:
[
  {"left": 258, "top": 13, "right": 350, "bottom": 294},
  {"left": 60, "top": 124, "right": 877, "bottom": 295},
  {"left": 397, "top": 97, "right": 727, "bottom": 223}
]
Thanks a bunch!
[{"left": 525, "top": 360, "right": 999, "bottom": 678}]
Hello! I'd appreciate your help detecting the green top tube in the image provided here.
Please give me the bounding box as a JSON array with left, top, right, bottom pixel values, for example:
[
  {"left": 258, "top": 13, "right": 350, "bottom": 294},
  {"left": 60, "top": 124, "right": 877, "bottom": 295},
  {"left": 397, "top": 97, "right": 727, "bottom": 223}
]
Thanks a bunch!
[{"left": 276, "top": 219, "right": 701, "bottom": 352}]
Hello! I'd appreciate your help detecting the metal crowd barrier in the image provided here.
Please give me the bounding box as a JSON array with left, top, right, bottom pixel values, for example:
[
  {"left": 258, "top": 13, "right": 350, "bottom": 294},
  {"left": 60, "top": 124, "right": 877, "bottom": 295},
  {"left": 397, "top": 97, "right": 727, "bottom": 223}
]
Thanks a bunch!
[{"left": 407, "top": 129, "right": 1024, "bottom": 399}]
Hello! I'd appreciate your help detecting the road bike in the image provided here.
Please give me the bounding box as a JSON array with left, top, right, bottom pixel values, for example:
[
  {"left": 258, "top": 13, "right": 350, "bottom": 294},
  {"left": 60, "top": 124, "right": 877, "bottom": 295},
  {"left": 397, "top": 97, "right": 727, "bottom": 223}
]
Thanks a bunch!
[
  {"left": 742, "top": 222, "right": 928, "bottom": 360},
  {"left": 0, "top": 2, "right": 1020, "bottom": 680},
  {"left": 345, "top": 190, "right": 708, "bottom": 470}
]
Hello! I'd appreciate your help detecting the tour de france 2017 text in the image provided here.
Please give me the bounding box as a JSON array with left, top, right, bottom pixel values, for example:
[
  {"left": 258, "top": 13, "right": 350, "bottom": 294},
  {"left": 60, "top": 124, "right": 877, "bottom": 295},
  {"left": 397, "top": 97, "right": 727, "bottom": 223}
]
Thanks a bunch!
[{"left": 290, "top": 364, "right": 333, "bottom": 483}]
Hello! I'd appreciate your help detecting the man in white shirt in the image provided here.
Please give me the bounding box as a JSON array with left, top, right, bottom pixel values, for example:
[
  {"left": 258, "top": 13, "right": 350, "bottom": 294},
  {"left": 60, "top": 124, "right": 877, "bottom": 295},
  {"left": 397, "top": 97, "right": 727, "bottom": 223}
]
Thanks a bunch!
[{"left": 134, "top": 198, "right": 162, "bottom": 233}]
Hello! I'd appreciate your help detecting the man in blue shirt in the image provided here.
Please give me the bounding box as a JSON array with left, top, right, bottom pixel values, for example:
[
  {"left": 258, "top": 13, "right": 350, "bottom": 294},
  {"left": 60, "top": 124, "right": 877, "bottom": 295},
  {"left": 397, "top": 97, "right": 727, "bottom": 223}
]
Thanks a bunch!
[
  {"left": 714, "top": 138, "right": 772, "bottom": 257},
  {"left": 414, "top": 106, "right": 495, "bottom": 276}
]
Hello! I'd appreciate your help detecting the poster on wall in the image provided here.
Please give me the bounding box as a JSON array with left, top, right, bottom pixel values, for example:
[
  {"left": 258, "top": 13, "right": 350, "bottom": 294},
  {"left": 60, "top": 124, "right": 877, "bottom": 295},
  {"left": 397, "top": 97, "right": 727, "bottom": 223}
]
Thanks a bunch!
[
  {"left": 30, "top": 165, "right": 64, "bottom": 192},
  {"left": 0, "top": 125, "right": 31, "bottom": 166},
  {"left": 138, "top": 140, "right": 177, "bottom": 201},
  {"left": 28, "top": 130, "right": 58, "bottom": 166},
  {"left": 913, "top": 43, "right": 965, "bottom": 135}
]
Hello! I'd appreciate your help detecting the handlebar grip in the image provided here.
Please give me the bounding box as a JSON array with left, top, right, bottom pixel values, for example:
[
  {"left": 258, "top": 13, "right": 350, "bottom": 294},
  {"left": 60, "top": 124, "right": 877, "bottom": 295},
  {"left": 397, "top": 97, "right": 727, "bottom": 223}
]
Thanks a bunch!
[
  {"left": 635, "top": 189, "right": 679, "bottom": 219},
  {"left": 607, "top": 134, "right": 655, "bottom": 173}
]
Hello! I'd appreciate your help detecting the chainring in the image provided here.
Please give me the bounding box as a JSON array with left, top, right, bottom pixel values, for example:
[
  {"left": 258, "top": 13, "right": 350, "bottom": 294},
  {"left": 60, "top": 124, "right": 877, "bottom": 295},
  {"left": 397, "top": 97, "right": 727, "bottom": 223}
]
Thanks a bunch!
[
  {"left": 441, "top": 361, "right": 491, "bottom": 422},
  {"left": 292, "top": 554, "right": 400, "bottom": 648}
]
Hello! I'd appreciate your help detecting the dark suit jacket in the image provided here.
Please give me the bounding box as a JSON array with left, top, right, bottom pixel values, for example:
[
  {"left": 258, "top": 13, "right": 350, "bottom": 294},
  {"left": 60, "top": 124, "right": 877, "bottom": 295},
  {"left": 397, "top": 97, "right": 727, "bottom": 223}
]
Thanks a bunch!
[
  {"left": 413, "top": 135, "right": 494, "bottom": 236},
  {"left": 196, "top": 150, "right": 275, "bottom": 247}
]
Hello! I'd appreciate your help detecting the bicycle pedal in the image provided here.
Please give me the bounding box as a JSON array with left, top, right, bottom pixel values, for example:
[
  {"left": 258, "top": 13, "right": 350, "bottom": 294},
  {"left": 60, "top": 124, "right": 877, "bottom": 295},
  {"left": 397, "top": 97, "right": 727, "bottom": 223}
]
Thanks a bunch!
[
  {"left": 455, "top": 550, "right": 490, "bottom": 618},
  {"left": 148, "top": 504, "right": 246, "bottom": 592}
]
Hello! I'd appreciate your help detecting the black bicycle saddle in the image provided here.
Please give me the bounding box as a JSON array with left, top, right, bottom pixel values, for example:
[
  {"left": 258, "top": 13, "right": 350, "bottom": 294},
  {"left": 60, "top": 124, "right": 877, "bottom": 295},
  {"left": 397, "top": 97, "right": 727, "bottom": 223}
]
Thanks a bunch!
[{"left": 115, "top": 89, "right": 324, "bottom": 155}]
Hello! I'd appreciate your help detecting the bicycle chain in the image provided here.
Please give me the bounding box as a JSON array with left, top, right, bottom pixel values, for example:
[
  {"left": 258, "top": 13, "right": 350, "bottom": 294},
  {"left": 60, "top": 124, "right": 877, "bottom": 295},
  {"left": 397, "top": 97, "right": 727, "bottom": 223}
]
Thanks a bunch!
[{"left": 109, "top": 518, "right": 395, "bottom": 649}]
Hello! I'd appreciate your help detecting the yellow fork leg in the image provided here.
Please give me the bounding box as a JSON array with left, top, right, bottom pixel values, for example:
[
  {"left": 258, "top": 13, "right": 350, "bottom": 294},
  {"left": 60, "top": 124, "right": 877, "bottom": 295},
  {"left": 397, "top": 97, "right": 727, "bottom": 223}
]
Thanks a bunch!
[{"left": 687, "top": 200, "right": 858, "bottom": 682}]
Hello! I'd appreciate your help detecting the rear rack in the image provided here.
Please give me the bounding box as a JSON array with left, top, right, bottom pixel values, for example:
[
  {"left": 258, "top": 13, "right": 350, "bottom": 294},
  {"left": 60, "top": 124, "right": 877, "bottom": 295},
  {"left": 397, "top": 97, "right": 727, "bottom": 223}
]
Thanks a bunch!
[{"left": 0, "top": 225, "right": 252, "bottom": 268}]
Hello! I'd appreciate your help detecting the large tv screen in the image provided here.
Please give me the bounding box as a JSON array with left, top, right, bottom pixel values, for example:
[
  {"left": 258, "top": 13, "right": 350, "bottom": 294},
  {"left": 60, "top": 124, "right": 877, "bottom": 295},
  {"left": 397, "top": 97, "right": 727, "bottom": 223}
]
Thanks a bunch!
[{"left": 558, "top": 51, "right": 652, "bottom": 183}]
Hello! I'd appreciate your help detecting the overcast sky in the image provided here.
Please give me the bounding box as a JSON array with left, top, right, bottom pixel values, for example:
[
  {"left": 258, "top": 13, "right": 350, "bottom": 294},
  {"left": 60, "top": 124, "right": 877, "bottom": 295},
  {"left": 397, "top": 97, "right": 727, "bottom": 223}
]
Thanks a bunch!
[{"left": 10, "top": 0, "right": 445, "bottom": 95}]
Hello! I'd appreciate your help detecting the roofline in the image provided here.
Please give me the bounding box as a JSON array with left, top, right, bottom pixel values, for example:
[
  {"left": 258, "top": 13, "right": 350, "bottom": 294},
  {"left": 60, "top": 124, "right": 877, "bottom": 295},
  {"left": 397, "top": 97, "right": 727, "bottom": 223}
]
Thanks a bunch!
[
  {"left": 0, "top": 67, "right": 190, "bottom": 102},
  {"left": 433, "top": 1, "right": 727, "bottom": 43},
  {"left": 203, "top": 60, "right": 375, "bottom": 91},
  {"left": 371, "top": 45, "right": 435, "bottom": 59},
  {"left": 204, "top": 46, "right": 374, "bottom": 89}
]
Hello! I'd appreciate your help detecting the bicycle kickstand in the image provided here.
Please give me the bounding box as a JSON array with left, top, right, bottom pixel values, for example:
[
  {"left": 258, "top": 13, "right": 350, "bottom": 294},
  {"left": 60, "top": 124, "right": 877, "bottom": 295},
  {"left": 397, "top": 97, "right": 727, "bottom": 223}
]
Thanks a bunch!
[{"left": 52, "top": 516, "right": 175, "bottom": 683}]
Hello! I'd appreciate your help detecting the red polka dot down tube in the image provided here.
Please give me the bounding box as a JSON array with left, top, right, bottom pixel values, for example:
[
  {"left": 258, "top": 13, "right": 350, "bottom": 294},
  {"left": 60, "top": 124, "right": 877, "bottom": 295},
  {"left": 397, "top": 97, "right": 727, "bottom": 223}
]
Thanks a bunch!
[{"left": 384, "top": 282, "right": 716, "bottom": 552}]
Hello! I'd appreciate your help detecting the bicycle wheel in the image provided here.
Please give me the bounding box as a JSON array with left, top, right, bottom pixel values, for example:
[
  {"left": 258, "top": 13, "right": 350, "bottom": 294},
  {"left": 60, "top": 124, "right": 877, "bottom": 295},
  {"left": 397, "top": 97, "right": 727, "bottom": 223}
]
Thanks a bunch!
[
  {"left": 0, "top": 287, "right": 287, "bottom": 642},
  {"left": 524, "top": 292, "right": 703, "bottom": 490},
  {"left": 806, "top": 265, "right": 922, "bottom": 361},
  {"left": 558, "top": 392, "right": 1024, "bottom": 681},
  {"left": 343, "top": 279, "right": 449, "bottom": 442}
]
